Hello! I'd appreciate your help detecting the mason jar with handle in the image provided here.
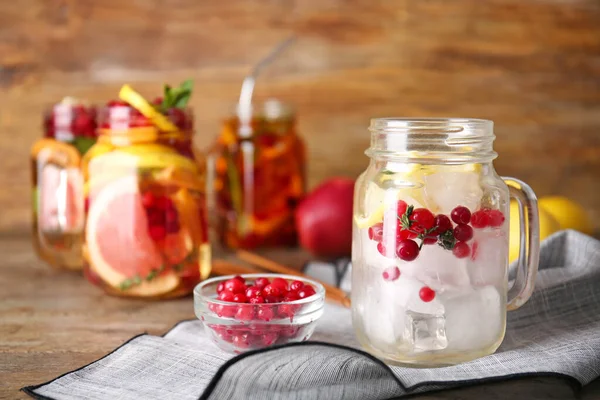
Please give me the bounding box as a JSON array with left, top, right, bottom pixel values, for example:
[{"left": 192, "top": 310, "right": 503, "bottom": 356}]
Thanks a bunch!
[
  {"left": 31, "top": 98, "right": 97, "bottom": 270},
  {"left": 351, "top": 118, "right": 540, "bottom": 367}
]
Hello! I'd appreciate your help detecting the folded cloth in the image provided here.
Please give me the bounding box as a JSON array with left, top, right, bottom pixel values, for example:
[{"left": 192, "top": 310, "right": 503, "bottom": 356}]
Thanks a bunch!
[{"left": 23, "top": 230, "right": 600, "bottom": 400}]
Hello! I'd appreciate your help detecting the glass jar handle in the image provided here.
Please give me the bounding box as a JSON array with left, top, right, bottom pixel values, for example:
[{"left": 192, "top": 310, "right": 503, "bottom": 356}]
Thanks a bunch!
[{"left": 503, "top": 177, "right": 540, "bottom": 311}]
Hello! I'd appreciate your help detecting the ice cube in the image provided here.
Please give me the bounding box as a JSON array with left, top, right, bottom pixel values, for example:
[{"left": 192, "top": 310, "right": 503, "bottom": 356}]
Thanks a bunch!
[
  {"left": 398, "top": 243, "right": 471, "bottom": 291},
  {"left": 362, "top": 277, "right": 408, "bottom": 347},
  {"left": 467, "top": 229, "right": 508, "bottom": 287},
  {"left": 440, "top": 285, "right": 504, "bottom": 351},
  {"left": 383, "top": 275, "right": 447, "bottom": 352},
  {"left": 384, "top": 274, "right": 445, "bottom": 315},
  {"left": 362, "top": 228, "right": 392, "bottom": 268},
  {"left": 422, "top": 170, "right": 483, "bottom": 214},
  {"left": 407, "top": 311, "right": 448, "bottom": 351}
]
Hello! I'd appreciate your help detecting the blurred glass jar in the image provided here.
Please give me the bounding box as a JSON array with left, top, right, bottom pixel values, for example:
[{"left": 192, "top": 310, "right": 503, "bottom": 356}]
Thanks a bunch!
[
  {"left": 31, "top": 98, "right": 97, "bottom": 270},
  {"left": 81, "top": 101, "right": 210, "bottom": 299},
  {"left": 207, "top": 100, "right": 306, "bottom": 250}
]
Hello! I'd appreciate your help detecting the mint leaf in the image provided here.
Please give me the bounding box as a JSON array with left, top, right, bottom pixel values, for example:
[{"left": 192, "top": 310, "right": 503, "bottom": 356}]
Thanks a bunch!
[
  {"left": 172, "top": 90, "right": 191, "bottom": 108},
  {"left": 438, "top": 229, "right": 456, "bottom": 250},
  {"left": 72, "top": 137, "right": 96, "bottom": 156},
  {"left": 160, "top": 80, "right": 194, "bottom": 111},
  {"left": 180, "top": 79, "right": 193, "bottom": 93}
]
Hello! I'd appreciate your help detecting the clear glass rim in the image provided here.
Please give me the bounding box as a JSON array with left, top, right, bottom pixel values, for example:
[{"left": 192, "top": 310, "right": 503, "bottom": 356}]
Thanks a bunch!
[
  {"left": 369, "top": 118, "right": 493, "bottom": 134},
  {"left": 234, "top": 98, "right": 295, "bottom": 120},
  {"left": 194, "top": 273, "right": 325, "bottom": 306}
]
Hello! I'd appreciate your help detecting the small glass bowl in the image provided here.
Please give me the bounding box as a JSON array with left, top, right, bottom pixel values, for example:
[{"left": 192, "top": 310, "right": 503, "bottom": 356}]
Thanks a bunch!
[{"left": 194, "top": 274, "right": 325, "bottom": 353}]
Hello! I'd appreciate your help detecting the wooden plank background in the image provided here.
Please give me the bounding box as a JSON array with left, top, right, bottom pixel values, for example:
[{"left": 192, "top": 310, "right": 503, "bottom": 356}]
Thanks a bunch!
[{"left": 1, "top": 0, "right": 599, "bottom": 233}]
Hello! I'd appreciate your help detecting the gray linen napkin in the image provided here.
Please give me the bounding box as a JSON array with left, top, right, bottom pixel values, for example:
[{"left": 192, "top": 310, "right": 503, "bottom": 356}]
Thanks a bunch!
[{"left": 23, "top": 230, "right": 600, "bottom": 400}]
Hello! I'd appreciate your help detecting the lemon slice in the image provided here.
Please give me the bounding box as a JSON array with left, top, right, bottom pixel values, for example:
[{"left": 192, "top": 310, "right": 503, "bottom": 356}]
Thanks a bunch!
[
  {"left": 119, "top": 85, "right": 178, "bottom": 132},
  {"left": 354, "top": 206, "right": 385, "bottom": 229}
]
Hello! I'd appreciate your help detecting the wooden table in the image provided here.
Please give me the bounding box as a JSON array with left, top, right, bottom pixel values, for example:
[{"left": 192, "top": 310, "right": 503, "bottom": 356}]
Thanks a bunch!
[{"left": 1, "top": 234, "right": 599, "bottom": 399}]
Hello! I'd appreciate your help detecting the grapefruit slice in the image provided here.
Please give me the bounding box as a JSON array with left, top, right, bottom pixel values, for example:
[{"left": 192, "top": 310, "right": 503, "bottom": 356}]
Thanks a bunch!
[{"left": 86, "top": 175, "right": 179, "bottom": 297}]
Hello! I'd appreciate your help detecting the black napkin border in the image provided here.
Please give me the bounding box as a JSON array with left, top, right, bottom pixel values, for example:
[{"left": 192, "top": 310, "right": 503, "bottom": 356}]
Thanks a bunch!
[
  {"left": 20, "top": 320, "right": 583, "bottom": 400},
  {"left": 196, "top": 340, "right": 582, "bottom": 400},
  {"left": 21, "top": 333, "right": 148, "bottom": 400},
  {"left": 21, "top": 318, "right": 198, "bottom": 399}
]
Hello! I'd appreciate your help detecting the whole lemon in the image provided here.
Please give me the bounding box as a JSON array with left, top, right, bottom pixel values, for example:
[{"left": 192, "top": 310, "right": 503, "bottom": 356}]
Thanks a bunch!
[
  {"left": 509, "top": 201, "right": 560, "bottom": 263},
  {"left": 538, "top": 196, "right": 593, "bottom": 235}
]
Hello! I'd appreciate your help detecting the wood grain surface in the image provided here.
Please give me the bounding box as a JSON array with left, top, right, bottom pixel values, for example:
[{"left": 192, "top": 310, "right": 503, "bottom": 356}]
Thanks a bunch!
[
  {"left": 0, "top": 234, "right": 599, "bottom": 399},
  {"left": 1, "top": 0, "right": 600, "bottom": 233}
]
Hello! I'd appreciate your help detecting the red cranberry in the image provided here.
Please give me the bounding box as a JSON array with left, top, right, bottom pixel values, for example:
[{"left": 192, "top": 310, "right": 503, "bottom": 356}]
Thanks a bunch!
[
  {"left": 257, "top": 306, "right": 274, "bottom": 321},
  {"left": 107, "top": 100, "right": 129, "bottom": 107},
  {"left": 165, "top": 220, "right": 181, "bottom": 234},
  {"left": 377, "top": 242, "right": 394, "bottom": 258},
  {"left": 283, "top": 291, "right": 300, "bottom": 301},
  {"left": 165, "top": 208, "right": 178, "bottom": 223},
  {"left": 215, "top": 304, "right": 236, "bottom": 318},
  {"left": 270, "top": 277, "right": 288, "bottom": 291},
  {"left": 249, "top": 296, "right": 265, "bottom": 304},
  {"left": 264, "top": 296, "right": 280, "bottom": 304},
  {"left": 246, "top": 286, "right": 262, "bottom": 299},
  {"left": 432, "top": 214, "right": 453, "bottom": 234},
  {"left": 278, "top": 304, "right": 297, "bottom": 319},
  {"left": 280, "top": 326, "right": 300, "bottom": 338},
  {"left": 232, "top": 333, "right": 251, "bottom": 348},
  {"left": 233, "top": 293, "right": 248, "bottom": 303},
  {"left": 154, "top": 196, "right": 174, "bottom": 210},
  {"left": 368, "top": 222, "right": 384, "bottom": 241},
  {"left": 487, "top": 209, "right": 505, "bottom": 227},
  {"left": 141, "top": 192, "right": 155, "bottom": 208},
  {"left": 297, "top": 285, "right": 316, "bottom": 299},
  {"left": 233, "top": 275, "right": 245, "bottom": 284},
  {"left": 452, "top": 241, "right": 471, "bottom": 258},
  {"left": 451, "top": 206, "right": 471, "bottom": 225},
  {"left": 235, "top": 306, "right": 255, "bottom": 321},
  {"left": 397, "top": 200, "right": 408, "bottom": 216},
  {"left": 453, "top": 224, "right": 473, "bottom": 242},
  {"left": 397, "top": 229, "right": 417, "bottom": 240},
  {"left": 167, "top": 108, "right": 187, "bottom": 130},
  {"left": 217, "top": 282, "right": 225, "bottom": 293},
  {"left": 147, "top": 209, "right": 165, "bottom": 226},
  {"left": 422, "top": 236, "right": 438, "bottom": 245},
  {"left": 224, "top": 278, "right": 246, "bottom": 294},
  {"left": 289, "top": 280, "right": 304, "bottom": 292},
  {"left": 419, "top": 286, "right": 436, "bottom": 302},
  {"left": 263, "top": 284, "right": 282, "bottom": 298},
  {"left": 261, "top": 332, "right": 279, "bottom": 346},
  {"left": 148, "top": 225, "right": 166, "bottom": 241},
  {"left": 471, "top": 210, "right": 489, "bottom": 229},
  {"left": 248, "top": 323, "right": 267, "bottom": 335},
  {"left": 218, "top": 291, "right": 235, "bottom": 302},
  {"left": 217, "top": 331, "right": 234, "bottom": 343},
  {"left": 409, "top": 208, "right": 435, "bottom": 231},
  {"left": 396, "top": 239, "right": 420, "bottom": 261},
  {"left": 72, "top": 114, "right": 94, "bottom": 135},
  {"left": 382, "top": 266, "right": 400, "bottom": 281},
  {"left": 254, "top": 277, "right": 270, "bottom": 289}
]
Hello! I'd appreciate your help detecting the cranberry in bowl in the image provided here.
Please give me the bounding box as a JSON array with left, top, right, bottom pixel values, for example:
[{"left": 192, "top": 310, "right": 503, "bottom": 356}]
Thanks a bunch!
[{"left": 194, "top": 274, "right": 325, "bottom": 353}]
